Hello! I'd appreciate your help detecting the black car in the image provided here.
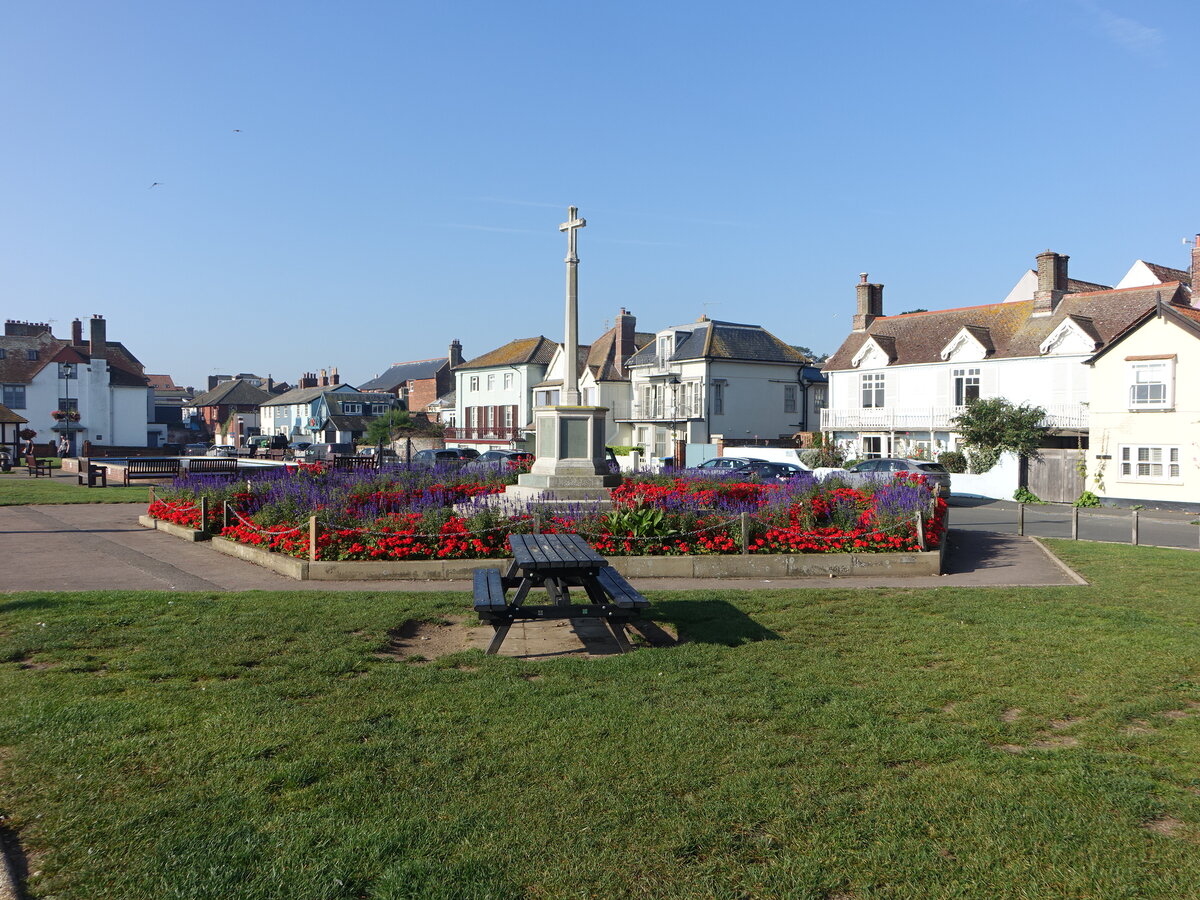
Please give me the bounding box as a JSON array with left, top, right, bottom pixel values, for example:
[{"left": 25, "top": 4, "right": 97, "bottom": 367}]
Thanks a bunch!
[
  {"left": 462, "top": 449, "right": 534, "bottom": 472},
  {"left": 728, "top": 460, "right": 806, "bottom": 482},
  {"left": 410, "top": 448, "right": 479, "bottom": 469}
]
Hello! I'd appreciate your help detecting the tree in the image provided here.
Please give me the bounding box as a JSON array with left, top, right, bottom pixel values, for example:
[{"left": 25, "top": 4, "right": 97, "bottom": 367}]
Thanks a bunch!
[
  {"left": 364, "top": 408, "right": 413, "bottom": 447},
  {"left": 951, "top": 397, "right": 1048, "bottom": 472}
]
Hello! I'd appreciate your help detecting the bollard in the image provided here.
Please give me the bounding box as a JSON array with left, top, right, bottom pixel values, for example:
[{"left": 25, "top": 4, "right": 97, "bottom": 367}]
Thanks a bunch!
[
  {"left": 1072, "top": 506, "right": 1078, "bottom": 540},
  {"left": 1132, "top": 509, "right": 1139, "bottom": 546},
  {"left": 309, "top": 515, "right": 318, "bottom": 562},
  {"left": 915, "top": 510, "right": 926, "bottom": 551},
  {"left": 740, "top": 512, "right": 749, "bottom": 555},
  {"left": 1018, "top": 503, "right": 1025, "bottom": 536},
  {"left": 222, "top": 500, "right": 229, "bottom": 532},
  {"left": 199, "top": 496, "right": 208, "bottom": 534}
]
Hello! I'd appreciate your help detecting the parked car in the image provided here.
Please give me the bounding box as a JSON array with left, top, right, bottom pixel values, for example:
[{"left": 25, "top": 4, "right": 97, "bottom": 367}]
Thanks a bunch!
[
  {"left": 462, "top": 449, "right": 534, "bottom": 472},
  {"left": 181, "top": 443, "right": 211, "bottom": 457},
  {"left": 207, "top": 445, "right": 237, "bottom": 458},
  {"left": 844, "top": 458, "right": 952, "bottom": 493},
  {"left": 357, "top": 446, "right": 400, "bottom": 461},
  {"left": 302, "top": 442, "right": 355, "bottom": 461},
  {"left": 409, "top": 448, "right": 479, "bottom": 469},
  {"left": 246, "top": 434, "right": 289, "bottom": 451},
  {"left": 693, "top": 456, "right": 769, "bottom": 471},
  {"left": 728, "top": 460, "right": 807, "bottom": 482}
]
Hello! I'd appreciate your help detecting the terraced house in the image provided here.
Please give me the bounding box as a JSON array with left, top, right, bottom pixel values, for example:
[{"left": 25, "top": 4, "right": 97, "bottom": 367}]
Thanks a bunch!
[
  {"left": 448, "top": 336, "right": 558, "bottom": 451},
  {"left": 822, "top": 246, "right": 1194, "bottom": 497}
]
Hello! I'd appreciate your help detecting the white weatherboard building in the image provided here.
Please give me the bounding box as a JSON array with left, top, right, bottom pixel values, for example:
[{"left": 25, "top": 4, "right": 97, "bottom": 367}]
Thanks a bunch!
[
  {"left": 0, "top": 316, "right": 158, "bottom": 453},
  {"left": 821, "top": 250, "right": 1190, "bottom": 464}
]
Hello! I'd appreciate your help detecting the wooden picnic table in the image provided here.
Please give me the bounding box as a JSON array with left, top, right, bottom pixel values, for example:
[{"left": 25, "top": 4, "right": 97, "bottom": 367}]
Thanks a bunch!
[{"left": 473, "top": 533, "right": 650, "bottom": 655}]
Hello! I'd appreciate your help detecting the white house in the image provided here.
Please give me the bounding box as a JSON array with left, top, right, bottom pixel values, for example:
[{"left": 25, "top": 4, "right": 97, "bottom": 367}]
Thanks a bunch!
[
  {"left": 821, "top": 251, "right": 1181, "bottom": 462},
  {"left": 448, "top": 336, "right": 558, "bottom": 451},
  {"left": 621, "top": 316, "right": 823, "bottom": 460},
  {"left": 0, "top": 316, "right": 158, "bottom": 453},
  {"left": 1084, "top": 292, "right": 1200, "bottom": 507}
]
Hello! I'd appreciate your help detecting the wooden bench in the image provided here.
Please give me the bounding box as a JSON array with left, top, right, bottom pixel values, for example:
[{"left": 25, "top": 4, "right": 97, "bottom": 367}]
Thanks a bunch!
[
  {"left": 27, "top": 458, "right": 53, "bottom": 478},
  {"left": 333, "top": 455, "right": 379, "bottom": 472},
  {"left": 77, "top": 463, "right": 108, "bottom": 488},
  {"left": 187, "top": 458, "right": 239, "bottom": 475},
  {"left": 472, "top": 569, "right": 509, "bottom": 619},
  {"left": 122, "top": 458, "right": 181, "bottom": 485},
  {"left": 595, "top": 568, "right": 650, "bottom": 610}
]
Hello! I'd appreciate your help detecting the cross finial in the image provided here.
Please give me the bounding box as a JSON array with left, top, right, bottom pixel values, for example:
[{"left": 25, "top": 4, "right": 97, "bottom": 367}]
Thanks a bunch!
[{"left": 559, "top": 206, "right": 586, "bottom": 263}]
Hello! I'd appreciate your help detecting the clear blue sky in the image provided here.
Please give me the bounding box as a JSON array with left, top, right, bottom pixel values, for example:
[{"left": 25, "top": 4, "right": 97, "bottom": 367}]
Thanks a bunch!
[{"left": 2, "top": 1, "right": 1195, "bottom": 389}]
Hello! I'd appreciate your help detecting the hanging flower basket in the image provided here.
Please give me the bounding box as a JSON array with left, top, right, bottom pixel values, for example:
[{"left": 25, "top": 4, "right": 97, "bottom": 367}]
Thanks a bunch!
[{"left": 50, "top": 410, "right": 81, "bottom": 422}]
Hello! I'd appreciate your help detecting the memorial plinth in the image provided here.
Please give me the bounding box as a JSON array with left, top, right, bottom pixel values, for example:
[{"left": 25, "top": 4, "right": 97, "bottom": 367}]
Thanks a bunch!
[{"left": 502, "top": 404, "right": 619, "bottom": 505}]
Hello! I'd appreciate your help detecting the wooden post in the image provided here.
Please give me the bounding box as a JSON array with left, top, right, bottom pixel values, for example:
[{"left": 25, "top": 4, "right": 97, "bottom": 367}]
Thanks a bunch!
[
  {"left": 1071, "top": 506, "right": 1078, "bottom": 540},
  {"left": 148, "top": 484, "right": 156, "bottom": 505},
  {"left": 222, "top": 500, "right": 229, "bottom": 532},
  {"left": 915, "top": 510, "right": 926, "bottom": 551},
  {"left": 740, "top": 512, "right": 749, "bottom": 555},
  {"left": 309, "top": 515, "right": 318, "bottom": 561},
  {"left": 1017, "top": 503, "right": 1024, "bottom": 536},
  {"left": 199, "top": 496, "right": 208, "bottom": 534},
  {"left": 1131, "top": 509, "right": 1139, "bottom": 546}
]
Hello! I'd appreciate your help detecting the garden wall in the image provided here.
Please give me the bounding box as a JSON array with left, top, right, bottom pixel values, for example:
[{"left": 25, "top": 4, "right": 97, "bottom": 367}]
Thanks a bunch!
[{"left": 949, "top": 451, "right": 1020, "bottom": 500}]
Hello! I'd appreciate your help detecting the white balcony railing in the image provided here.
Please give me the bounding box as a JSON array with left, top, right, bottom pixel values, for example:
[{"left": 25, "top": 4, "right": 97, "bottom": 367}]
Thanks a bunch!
[
  {"left": 611, "top": 399, "right": 705, "bottom": 422},
  {"left": 820, "top": 403, "right": 1089, "bottom": 431}
]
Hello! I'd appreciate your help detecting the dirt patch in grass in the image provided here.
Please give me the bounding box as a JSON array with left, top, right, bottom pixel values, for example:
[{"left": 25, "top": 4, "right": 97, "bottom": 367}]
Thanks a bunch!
[
  {"left": 1161, "top": 701, "right": 1200, "bottom": 720},
  {"left": 375, "top": 618, "right": 467, "bottom": 662},
  {"left": 1031, "top": 735, "right": 1079, "bottom": 749},
  {"left": 1123, "top": 720, "right": 1156, "bottom": 736},
  {"left": 1001, "top": 707, "right": 1023, "bottom": 723},
  {"left": 1048, "top": 716, "right": 1085, "bottom": 730},
  {"left": 995, "top": 743, "right": 1027, "bottom": 754},
  {"left": 1143, "top": 815, "right": 1186, "bottom": 838}
]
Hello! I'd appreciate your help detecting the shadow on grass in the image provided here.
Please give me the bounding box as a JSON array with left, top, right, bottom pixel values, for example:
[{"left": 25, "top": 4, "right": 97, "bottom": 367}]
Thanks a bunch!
[
  {"left": 648, "top": 598, "right": 781, "bottom": 646},
  {"left": 0, "top": 597, "right": 56, "bottom": 613},
  {"left": 0, "top": 823, "right": 30, "bottom": 900}
]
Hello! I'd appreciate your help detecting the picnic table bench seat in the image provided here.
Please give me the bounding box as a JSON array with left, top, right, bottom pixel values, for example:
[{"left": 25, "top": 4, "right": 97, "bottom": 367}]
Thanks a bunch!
[
  {"left": 594, "top": 567, "right": 649, "bottom": 609},
  {"left": 122, "top": 458, "right": 181, "bottom": 485},
  {"left": 472, "top": 569, "right": 509, "bottom": 617}
]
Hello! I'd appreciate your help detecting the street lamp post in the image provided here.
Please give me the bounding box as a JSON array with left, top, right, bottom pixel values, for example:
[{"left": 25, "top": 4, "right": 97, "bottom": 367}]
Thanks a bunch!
[{"left": 61, "top": 363, "right": 75, "bottom": 455}]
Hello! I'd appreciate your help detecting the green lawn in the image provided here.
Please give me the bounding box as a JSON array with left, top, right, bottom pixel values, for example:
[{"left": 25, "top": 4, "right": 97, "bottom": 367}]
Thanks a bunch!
[
  {"left": 1, "top": 541, "right": 1199, "bottom": 899},
  {"left": 0, "top": 474, "right": 150, "bottom": 505}
]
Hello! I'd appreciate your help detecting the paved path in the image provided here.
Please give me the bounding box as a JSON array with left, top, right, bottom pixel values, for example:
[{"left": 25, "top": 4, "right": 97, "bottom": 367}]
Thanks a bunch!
[{"left": 1, "top": 502, "right": 1083, "bottom": 593}]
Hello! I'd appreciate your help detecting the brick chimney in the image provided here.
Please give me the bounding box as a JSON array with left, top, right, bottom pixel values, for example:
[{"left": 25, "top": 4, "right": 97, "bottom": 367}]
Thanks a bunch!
[
  {"left": 1033, "top": 250, "right": 1068, "bottom": 316},
  {"left": 1191, "top": 235, "right": 1199, "bottom": 302},
  {"left": 72, "top": 318, "right": 83, "bottom": 345},
  {"left": 300, "top": 371, "right": 318, "bottom": 389},
  {"left": 616, "top": 308, "right": 636, "bottom": 376},
  {"left": 89, "top": 315, "right": 107, "bottom": 358},
  {"left": 331, "top": 367, "right": 340, "bottom": 385},
  {"left": 4, "top": 320, "right": 52, "bottom": 337},
  {"left": 266, "top": 375, "right": 274, "bottom": 393},
  {"left": 852, "top": 274, "right": 884, "bottom": 331},
  {"left": 448, "top": 339, "right": 464, "bottom": 369}
]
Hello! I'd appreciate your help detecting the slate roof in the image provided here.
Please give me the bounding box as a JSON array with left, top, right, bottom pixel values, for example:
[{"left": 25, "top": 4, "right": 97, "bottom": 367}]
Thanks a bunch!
[
  {"left": 459, "top": 336, "right": 557, "bottom": 370},
  {"left": 626, "top": 320, "right": 808, "bottom": 367},
  {"left": 190, "top": 378, "right": 272, "bottom": 408},
  {"left": 326, "top": 415, "right": 374, "bottom": 433},
  {"left": 261, "top": 384, "right": 356, "bottom": 407},
  {"left": 358, "top": 358, "right": 447, "bottom": 392},
  {"left": 824, "top": 283, "right": 1189, "bottom": 371}
]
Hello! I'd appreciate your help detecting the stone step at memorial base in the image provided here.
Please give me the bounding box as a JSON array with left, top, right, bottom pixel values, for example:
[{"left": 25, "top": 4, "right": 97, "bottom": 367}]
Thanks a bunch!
[{"left": 458, "top": 483, "right": 615, "bottom": 515}]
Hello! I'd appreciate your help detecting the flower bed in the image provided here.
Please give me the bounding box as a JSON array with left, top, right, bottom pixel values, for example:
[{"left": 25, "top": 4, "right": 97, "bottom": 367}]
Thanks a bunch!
[{"left": 149, "top": 464, "right": 946, "bottom": 563}]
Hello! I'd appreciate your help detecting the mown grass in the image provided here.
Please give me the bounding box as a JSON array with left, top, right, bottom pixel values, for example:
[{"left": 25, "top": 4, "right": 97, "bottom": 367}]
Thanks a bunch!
[
  {"left": 1, "top": 540, "right": 1199, "bottom": 898},
  {"left": 0, "top": 475, "right": 150, "bottom": 505}
]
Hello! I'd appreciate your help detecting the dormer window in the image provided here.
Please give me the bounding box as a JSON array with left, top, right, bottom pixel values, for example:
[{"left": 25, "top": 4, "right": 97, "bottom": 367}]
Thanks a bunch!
[
  {"left": 27, "top": 349, "right": 38, "bottom": 361},
  {"left": 342, "top": 403, "right": 362, "bottom": 415},
  {"left": 657, "top": 335, "right": 672, "bottom": 363}
]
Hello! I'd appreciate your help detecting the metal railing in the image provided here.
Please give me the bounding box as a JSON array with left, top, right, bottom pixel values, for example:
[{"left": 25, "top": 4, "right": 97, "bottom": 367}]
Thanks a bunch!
[
  {"left": 444, "top": 425, "right": 523, "bottom": 441},
  {"left": 611, "top": 399, "right": 705, "bottom": 422}
]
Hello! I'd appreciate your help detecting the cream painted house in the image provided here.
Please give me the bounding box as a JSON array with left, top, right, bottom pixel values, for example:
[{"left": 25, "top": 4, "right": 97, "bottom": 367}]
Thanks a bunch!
[{"left": 1085, "top": 300, "right": 1200, "bottom": 508}]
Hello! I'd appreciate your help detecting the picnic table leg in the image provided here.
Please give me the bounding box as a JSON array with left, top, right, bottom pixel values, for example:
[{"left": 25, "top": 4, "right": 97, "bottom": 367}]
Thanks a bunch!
[
  {"left": 606, "top": 619, "right": 633, "bottom": 653},
  {"left": 485, "top": 577, "right": 534, "bottom": 656}
]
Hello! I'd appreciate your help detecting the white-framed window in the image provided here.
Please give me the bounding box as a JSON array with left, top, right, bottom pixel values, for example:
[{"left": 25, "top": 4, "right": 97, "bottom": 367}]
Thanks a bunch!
[
  {"left": 1119, "top": 444, "right": 1182, "bottom": 483},
  {"left": 371, "top": 403, "right": 388, "bottom": 415},
  {"left": 861, "top": 373, "right": 885, "bottom": 408},
  {"left": 342, "top": 403, "right": 361, "bottom": 415},
  {"left": 487, "top": 374, "right": 495, "bottom": 390},
  {"left": 712, "top": 382, "right": 724, "bottom": 415},
  {"left": 812, "top": 385, "right": 828, "bottom": 410},
  {"left": 503, "top": 406, "right": 514, "bottom": 427},
  {"left": 468, "top": 407, "right": 478, "bottom": 427},
  {"left": 535, "top": 389, "right": 559, "bottom": 407},
  {"left": 862, "top": 435, "right": 887, "bottom": 459},
  {"left": 657, "top": 335, "right": 672, "bottom": 364},
  {"left": 952, "top": 367, "right": 980, "bottom": 406},
  {"left": 1127, "top": 358, "right": 1174, "bottom": 410},
  {"left": 783, "top": 384, "right": 797, "bottom": 414},
  {"left": 503, "top": 372, "right": 513, "bottom": 389},
  {"left": 469, "top": 376, "right": 479, "bottom": 391}
]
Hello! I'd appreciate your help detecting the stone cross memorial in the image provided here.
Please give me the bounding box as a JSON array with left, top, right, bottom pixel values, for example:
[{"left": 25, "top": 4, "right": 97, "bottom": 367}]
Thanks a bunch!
[{"left": 506, "top": 205, "right": 621, "bottom": 504}]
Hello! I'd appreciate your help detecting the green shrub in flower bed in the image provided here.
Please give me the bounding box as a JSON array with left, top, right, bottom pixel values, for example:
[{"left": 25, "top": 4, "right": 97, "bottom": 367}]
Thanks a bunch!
[{"left": 149, "top": 464, "right": 946, "bottom": 562}]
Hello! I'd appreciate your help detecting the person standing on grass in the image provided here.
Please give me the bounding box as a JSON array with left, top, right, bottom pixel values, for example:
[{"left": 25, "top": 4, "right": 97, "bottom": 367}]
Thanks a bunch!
[{"left": 57, "top": 436, "right": 70, "bottom": 459}]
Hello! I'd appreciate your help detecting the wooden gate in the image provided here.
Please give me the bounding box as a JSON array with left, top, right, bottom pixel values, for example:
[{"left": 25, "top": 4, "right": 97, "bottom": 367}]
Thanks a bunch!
[{"left": 1023, "top": 449, "right": 1084, "bottom": 503}]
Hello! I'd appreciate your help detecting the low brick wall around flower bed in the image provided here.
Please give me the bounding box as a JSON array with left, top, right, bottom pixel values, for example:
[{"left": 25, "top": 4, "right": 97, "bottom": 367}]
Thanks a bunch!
[{"left": 142, "top": 518, "right": 947, "bottom": 581}]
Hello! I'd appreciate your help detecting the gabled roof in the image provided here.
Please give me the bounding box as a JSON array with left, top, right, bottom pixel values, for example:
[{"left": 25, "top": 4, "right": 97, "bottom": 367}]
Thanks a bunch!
[
  {"left": 1143, "top": 262, "right": 1190, "bottom": 286},
  {"left": 191, "top": 378, "right": 272, "bottom": 408},
  {"left": 459, "top": 336, "right": 557, "bottom": 370},
  {"left": 626, "top": 319, "right": 807, "bottom": 367},
  {"left": 0, "top": 331, "right": 148, "bottom": 388},
  {"left": 146, "top": 374, "right": 179, "bottom": 390},
  {"left": 0, "top": 403, "right": 28, "bottom": 425},
  {"left": 358, "top": 358, "right": 447, "bottom": 392},
  {"left": 824, "top": 283, "right": 1187, "bottom": 371},
  {"left": 586, "top": 327, "right": 655, "bottom": 381},
  {"left": 1087, "top": 298, "right": 1200, "bottom": 365},
  {"left": 261, "top": 384, "right": 357, "bottom": 407}
]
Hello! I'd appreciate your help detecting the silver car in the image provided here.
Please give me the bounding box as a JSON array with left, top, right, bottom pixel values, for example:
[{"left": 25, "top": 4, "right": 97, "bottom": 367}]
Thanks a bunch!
[{"left": 845, "top": 458, "right": 952, "bottom": 493}]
